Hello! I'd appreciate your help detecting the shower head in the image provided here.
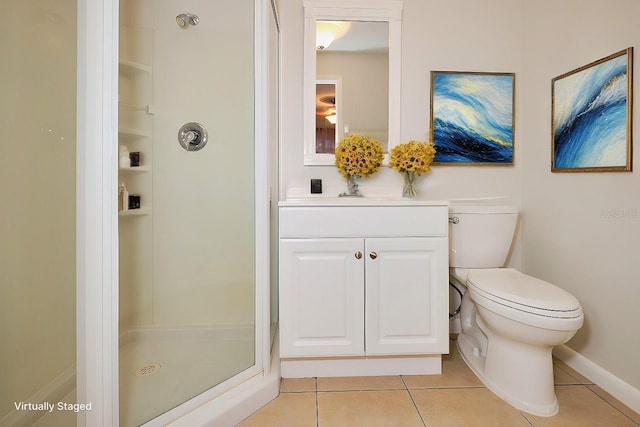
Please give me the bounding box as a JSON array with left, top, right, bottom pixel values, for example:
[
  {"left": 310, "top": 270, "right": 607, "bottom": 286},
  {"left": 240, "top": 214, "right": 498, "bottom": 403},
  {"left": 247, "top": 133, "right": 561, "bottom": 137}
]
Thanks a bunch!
[{"left": 176, "top": 13, "right": 199, "bottom": 29}]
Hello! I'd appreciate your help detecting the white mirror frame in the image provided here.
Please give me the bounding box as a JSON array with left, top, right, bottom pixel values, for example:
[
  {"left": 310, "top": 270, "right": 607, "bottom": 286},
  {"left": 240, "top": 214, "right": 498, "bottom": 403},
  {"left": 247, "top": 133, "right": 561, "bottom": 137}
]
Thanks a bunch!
[{"left": 303, "top": 0, "right": 404, "bottom": 165}]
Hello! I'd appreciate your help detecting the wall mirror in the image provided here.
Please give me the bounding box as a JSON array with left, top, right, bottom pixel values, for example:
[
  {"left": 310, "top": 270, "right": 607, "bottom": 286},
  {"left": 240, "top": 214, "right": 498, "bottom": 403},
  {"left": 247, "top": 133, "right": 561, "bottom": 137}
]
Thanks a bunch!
[{"left": 303, "top": 0, "right": 404, "bottom": 165}]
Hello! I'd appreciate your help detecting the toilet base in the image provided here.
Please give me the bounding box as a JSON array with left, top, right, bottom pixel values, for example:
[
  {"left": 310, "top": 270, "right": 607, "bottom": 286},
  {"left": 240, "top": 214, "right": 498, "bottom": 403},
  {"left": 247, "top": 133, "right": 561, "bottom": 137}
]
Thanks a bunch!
[{"left": 456, "top": 332, "right": 559, "bottom": 417}]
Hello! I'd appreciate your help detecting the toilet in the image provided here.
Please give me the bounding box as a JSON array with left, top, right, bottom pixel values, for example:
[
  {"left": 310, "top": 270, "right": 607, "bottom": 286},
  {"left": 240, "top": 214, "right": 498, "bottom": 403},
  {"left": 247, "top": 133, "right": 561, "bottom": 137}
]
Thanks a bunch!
[{"left": 449, "top": 205, "right": 584, "bottom": 417}]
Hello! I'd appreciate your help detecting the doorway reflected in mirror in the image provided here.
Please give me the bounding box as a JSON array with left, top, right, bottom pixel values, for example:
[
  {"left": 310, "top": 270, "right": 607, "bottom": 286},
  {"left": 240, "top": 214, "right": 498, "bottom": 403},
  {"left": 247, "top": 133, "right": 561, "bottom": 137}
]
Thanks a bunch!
[{"left": 316, "top": 81, "right": 337, "bottom": 153}]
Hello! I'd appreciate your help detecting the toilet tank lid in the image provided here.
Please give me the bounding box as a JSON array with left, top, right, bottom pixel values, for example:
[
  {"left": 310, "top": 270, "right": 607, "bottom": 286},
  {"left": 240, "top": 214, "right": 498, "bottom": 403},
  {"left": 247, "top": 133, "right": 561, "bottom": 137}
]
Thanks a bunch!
[
  {"left": 449, "top": 205, "right": 518, "bottom": 214},
  {"left": 467, "top": 268, "right": 582, "bottom": 314}
]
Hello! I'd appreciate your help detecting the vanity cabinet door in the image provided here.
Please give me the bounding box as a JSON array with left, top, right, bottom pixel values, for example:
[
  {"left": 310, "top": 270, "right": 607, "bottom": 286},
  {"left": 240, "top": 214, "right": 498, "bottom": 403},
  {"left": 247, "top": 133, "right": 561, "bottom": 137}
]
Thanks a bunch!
[
  {"left": 364, "top": 237, "right": 449, "bottom": 355},
  {"left": 279, "top": 238, "right": 365, "bottom": 357}
]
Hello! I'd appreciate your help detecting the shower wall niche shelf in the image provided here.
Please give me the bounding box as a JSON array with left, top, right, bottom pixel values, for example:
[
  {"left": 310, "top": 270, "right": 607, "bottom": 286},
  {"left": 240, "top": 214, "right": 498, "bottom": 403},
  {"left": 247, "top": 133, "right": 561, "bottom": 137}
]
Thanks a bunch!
[
  {"left": 119, "top": 208, "right": 151, "bottom": 217},
  {"left": 118, "top": 24, "right": 154, "bottom": 333},
  {"left": 119, "top": 102, "right": 155, "bottom": 114},
  {"left": 119, "top": 166, "right": 151, "bottom": 173},
  {"left": 118, "top": 127, "right": 152, "bottom": 138},
  {"left": 119, "top": 58, "right": 152, "bottom": 74},
  {"left": 119, "top": 25, "right": 154, "bottom": 228}
]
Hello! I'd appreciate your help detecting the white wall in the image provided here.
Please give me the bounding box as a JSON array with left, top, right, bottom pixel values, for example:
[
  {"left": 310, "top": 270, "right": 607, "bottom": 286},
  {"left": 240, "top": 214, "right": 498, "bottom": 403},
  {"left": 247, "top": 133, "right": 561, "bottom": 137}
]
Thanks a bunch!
[
  {"left": 279, "top": 0, "right": 640, "bottom": 396},
  {"left": 120, "top": 0, "right": 255, "bottom": 327},
  {"left": 279, "top": 0, "right": 525, "bottom": 253},
  {"left": 0, "top": 0, "right": 76, "bottom": 419},
  {"left": 521, "top": 0, "right": 640, "bottom": 391}
]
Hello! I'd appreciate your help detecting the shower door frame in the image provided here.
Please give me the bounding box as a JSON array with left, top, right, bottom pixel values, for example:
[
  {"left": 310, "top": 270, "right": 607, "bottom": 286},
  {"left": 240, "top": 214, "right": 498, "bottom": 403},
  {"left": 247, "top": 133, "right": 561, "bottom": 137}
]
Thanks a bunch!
[
  {"left": 77, "top": 0, "right": 119, "bottom": 425},
  {"left": 77, "top": 0, "right": 274, "bottom": 425}
]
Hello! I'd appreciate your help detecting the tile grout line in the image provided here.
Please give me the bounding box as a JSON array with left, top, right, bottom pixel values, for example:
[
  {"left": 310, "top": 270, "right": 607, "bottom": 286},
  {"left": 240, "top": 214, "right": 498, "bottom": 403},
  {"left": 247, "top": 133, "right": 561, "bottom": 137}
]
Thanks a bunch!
[
  {"left": 401, "top": 376, "right": 427, "bottom": 427},
  {"left": 315, "top": 377, "right": 319, "bottom": 427},
  {"left": 553, "top": 361, "right": 639, "bottom": 426},
  {"left": 552, "top": 360, "right": 596, "bottom": 385},
  {"left": 406, "top": 385, "right": 486, "bottom": 390},
  {"left": 518, "top": 410, "right": 536, "bottom": 427},
  {"left": 315, "top": 388, "right": 416, "bottom": 394},
  {"left": 582, "top": 384, "right": 640, "bottom": 426},
  {"left": 280, "top": 374, "right": 639, "bottom": 427}
]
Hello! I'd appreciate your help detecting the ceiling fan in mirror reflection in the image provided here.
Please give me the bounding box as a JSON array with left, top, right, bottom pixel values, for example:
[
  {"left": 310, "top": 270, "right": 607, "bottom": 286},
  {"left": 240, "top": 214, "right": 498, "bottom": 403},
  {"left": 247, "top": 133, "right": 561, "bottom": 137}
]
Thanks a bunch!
[{"left": 315, "top": 21, "right": 351, "bottom": 50}]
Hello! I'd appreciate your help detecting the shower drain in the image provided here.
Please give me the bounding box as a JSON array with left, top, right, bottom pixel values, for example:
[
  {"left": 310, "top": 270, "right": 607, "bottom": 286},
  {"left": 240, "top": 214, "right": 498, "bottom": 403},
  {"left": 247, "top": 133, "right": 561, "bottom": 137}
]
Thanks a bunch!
[{"left": 135, "top": 363, "right": 161, "bottom": 377}]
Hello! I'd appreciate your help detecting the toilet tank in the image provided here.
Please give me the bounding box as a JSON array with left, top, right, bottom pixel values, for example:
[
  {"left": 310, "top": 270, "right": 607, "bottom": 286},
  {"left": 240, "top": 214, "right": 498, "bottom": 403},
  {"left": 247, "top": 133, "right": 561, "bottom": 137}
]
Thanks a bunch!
[{"left": 449, "top": 205, "right": 518, "bottom": 268}]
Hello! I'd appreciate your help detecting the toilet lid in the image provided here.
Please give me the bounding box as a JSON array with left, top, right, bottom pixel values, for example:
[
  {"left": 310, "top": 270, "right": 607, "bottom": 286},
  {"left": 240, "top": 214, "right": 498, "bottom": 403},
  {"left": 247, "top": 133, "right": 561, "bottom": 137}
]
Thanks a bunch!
[{"left": 466, "top": 268, "right": 582, "bottom": 318}]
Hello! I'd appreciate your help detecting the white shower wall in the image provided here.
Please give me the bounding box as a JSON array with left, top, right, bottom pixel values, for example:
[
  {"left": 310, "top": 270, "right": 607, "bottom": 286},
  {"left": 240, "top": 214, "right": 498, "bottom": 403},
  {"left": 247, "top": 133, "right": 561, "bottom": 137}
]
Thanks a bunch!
[{"left": 119, "top": 0, "right": 255, "bottom": 329}]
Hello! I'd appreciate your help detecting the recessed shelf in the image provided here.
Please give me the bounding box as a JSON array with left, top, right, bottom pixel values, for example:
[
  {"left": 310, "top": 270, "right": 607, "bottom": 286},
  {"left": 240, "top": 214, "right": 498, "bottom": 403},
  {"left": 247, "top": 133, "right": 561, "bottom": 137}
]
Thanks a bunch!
[
  {"left": 119, "top": 166, "right": 151, "bottom": 173},
  {"left": 119, "top": 127, "right": 152, "bottom": 138},
  {"left": 119, "top": 58, "right": 152, "bottom": 74},
  {"left": 119, "top": 208, "right": 151, "bottom": 217},
  {"left": 119, "top": 102, "right": 155, "bottom": 114}
]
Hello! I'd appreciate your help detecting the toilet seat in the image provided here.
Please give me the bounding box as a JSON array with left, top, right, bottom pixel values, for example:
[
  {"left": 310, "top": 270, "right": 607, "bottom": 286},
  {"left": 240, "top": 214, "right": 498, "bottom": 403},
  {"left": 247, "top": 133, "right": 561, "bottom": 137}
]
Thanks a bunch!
[{"left": 466, "top": 268, "right": 583, "bottom": 330}]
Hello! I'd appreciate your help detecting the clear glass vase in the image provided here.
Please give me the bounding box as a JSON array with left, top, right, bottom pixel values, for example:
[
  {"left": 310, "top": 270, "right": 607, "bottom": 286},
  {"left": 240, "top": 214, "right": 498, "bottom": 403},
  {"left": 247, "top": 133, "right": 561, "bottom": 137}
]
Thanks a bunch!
[
  {"left": 402, "top": 171, "right": 417, "bottom": 198},
  {"left": 339, "top": 175, "right": 362, "bottom": 197}
]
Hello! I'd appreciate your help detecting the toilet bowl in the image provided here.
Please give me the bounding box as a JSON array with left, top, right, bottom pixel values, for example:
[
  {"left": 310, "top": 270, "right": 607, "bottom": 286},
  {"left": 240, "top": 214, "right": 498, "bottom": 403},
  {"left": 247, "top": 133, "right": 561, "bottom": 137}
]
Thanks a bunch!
[{"left": 449, "top": 205, "right": 584, "bottom": 417}]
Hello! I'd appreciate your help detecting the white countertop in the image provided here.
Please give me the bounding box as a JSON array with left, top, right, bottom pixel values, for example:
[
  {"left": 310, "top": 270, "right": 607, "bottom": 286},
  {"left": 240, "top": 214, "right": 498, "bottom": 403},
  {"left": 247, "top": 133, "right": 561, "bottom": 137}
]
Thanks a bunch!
[
  {"left": 278, "top": 197, "right": 449, "bottom": 207},
  {"left": 279, "top": 185, "right": 449, "bottom": 207}
]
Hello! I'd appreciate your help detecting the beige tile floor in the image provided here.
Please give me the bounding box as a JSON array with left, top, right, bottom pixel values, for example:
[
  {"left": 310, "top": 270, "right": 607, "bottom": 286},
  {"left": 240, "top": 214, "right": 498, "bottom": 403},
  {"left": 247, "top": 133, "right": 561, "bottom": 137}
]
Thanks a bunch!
[{"left": 238, "top": 340, "right": 640, "bottom": 427}]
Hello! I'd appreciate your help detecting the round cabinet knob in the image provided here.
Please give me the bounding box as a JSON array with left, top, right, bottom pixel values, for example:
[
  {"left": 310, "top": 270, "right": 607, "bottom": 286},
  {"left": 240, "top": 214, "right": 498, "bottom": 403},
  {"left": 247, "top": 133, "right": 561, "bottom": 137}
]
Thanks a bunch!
[
  {"left": 369, "top": 252, "right": 378, "bottom": 260},
  {"left": 355, "top": 251, "right": 363, "bottom": 260}
]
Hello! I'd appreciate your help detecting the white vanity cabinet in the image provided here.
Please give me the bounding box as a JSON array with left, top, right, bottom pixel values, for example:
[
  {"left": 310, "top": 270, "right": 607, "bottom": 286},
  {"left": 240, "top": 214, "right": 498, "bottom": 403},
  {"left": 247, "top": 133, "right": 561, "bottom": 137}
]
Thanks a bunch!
[
  {"left": 278, "top": 201, "right": 449, "bottom": 377},
  {"left": 279, "top": 237, "right": 365, "bottom": 357}
]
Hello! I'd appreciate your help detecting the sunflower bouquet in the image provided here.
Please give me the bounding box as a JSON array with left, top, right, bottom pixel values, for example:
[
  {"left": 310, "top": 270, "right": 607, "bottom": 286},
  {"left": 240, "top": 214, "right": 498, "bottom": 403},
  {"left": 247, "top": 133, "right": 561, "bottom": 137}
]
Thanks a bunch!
[
  {"left": 389, "top": 140, "right": 436, "bottom": 198},
  {"left": 334, "top": 134, "right": 384, "bottom": 196},
  {"left": 335, "top": 134, "right": 384, "bottom": 178}
]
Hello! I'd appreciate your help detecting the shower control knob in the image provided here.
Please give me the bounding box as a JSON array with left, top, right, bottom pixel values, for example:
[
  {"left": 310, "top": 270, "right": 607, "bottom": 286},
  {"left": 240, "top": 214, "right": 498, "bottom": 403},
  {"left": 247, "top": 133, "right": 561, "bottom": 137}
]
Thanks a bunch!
[
  {"left": 178, "top": 122, "right": 208, "bottom": 151},
  {"left": 185, "top": 131, "right": 197, "bottom": 143}
]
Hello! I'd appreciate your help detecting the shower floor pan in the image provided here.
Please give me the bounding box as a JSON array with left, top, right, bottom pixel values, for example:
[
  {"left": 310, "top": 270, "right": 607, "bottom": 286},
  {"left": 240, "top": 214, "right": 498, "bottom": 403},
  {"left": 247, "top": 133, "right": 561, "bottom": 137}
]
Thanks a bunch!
[{"left": 119, "top": 325, "right": 254, "bottom": 427}]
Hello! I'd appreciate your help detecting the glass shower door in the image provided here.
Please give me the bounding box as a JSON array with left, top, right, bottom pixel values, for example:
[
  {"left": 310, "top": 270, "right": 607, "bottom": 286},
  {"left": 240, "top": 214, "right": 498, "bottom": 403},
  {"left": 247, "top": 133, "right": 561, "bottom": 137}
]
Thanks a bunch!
[
  {"left": 118, "top": 1, "right": 256, "bottom": 425},
  {"left": 0, "top": 1, "right": 77, "bottom": 426}
]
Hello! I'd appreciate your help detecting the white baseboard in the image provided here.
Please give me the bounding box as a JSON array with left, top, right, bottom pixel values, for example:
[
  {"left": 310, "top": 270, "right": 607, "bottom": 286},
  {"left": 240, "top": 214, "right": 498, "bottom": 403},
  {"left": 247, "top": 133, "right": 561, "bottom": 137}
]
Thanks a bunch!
[
  {"left": 0, "top": 365, "right": 76, "bottom": 427},
  {"left": 553, "top": 344, "right": 640, "bottom": 414},
  {"left": 281, "top": 355, "right": 442, "bottom": 378}
]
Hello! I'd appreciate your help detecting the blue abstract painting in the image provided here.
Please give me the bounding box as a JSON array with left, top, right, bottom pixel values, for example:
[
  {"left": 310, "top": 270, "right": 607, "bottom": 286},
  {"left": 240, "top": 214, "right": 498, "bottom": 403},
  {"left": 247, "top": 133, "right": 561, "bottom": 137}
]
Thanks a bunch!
[
  {"left": 552, "top": 48, "right": 632, "bottom": 172},
  {"left": 431, "top": 71, "right": 514, "bottom": 164}
]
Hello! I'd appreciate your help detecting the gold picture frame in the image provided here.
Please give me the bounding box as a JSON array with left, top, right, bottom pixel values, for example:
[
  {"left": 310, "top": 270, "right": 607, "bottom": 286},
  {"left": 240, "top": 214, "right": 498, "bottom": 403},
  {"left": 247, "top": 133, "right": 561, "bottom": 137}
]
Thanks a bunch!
[
  {"left": 551, "top": 47, "right": 633, "bottom": 172},
  {"left": 430, "top": 71, "right": 515, "bottom": 165}
]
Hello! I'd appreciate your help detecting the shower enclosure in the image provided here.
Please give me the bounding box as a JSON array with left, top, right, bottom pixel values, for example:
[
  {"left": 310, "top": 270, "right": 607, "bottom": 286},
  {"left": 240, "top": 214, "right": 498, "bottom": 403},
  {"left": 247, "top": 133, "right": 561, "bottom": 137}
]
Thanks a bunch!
[
  {"left": 0, "top": 1, "right": 77, "bottom": 426},
  {"left": 2, "top": 0, "right": 277, "bottom": 424},
  {"left": 117, "top": 0, "right": 278, "bottom": 425}
]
